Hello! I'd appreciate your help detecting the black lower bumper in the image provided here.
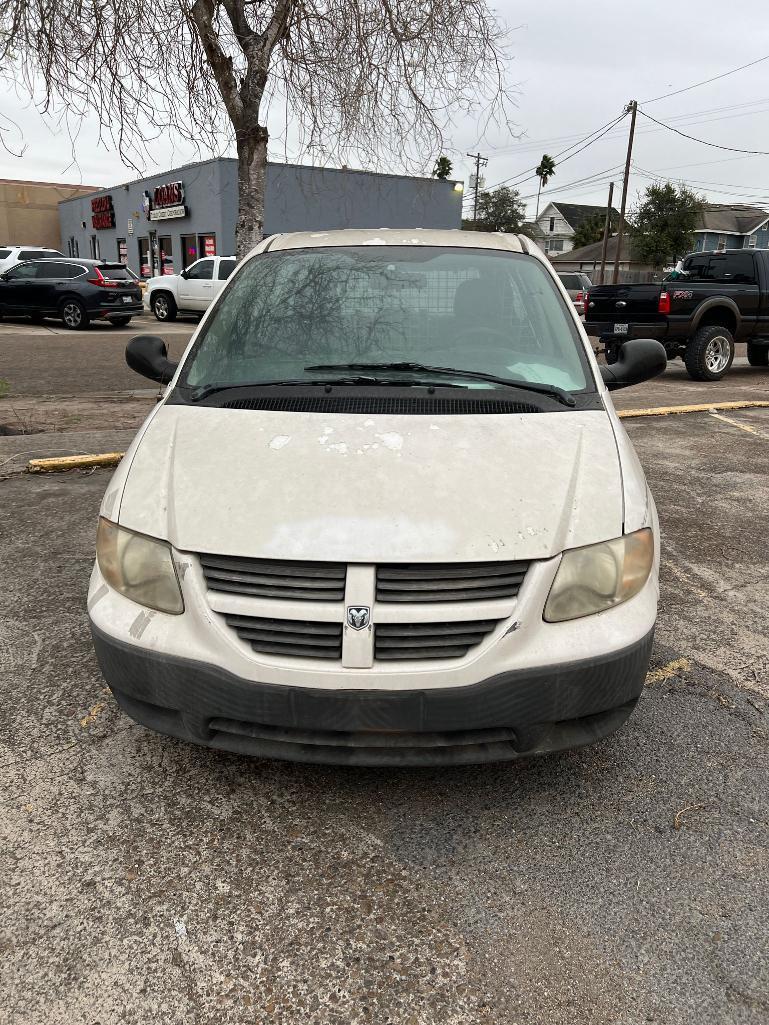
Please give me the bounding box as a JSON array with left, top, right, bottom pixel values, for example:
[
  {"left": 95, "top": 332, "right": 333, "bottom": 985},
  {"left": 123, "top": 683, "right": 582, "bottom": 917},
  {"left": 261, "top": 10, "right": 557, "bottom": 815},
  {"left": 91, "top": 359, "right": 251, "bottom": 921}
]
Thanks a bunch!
[
  {"left": 585, "top": 321, "right": 668, "bottom": 344},
  {"left": 90, "top": 623, "right": 654, "bottom": 766}
]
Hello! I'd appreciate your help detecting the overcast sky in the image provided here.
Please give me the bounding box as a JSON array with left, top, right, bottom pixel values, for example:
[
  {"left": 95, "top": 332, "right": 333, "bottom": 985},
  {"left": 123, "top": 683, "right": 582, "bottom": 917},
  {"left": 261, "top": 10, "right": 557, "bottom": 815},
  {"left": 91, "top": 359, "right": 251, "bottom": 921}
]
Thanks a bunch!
[{"left": 2, "top": 0, "right": 769, "bottom": 221}]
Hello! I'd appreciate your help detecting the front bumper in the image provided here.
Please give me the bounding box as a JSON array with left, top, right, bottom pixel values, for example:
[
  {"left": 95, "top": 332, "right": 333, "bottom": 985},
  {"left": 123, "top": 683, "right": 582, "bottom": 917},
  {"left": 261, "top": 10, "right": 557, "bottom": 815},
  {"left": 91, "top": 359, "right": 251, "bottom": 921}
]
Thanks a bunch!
[{"left": 91, "top": 622, "right": 654, "bottom": 766}]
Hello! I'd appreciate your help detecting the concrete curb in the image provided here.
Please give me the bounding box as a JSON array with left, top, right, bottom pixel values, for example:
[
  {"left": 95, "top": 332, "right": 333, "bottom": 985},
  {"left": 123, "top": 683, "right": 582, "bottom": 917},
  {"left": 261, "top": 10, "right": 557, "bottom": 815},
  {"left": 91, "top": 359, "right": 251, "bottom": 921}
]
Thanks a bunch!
[{"left": 27, "top": 452, "right": 125, "bottom": 473}]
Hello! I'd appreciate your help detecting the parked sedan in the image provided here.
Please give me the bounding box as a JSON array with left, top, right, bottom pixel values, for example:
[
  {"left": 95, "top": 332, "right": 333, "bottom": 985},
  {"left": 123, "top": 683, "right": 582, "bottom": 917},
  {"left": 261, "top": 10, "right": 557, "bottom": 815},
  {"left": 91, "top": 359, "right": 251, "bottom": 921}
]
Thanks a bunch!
[
  {"left": 557, "top": 272, "right": 593, "bottom": 315},
  {"left": 0, "top": 258, "right": 143, "bottom": 329}
]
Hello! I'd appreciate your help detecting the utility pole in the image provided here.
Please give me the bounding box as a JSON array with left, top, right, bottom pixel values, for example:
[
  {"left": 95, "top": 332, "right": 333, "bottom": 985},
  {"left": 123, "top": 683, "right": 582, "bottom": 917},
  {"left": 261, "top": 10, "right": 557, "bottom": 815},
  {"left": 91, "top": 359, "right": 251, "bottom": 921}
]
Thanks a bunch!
[
  {"left": 599, "top": 181, "right": 615, "bottom": 285},
  {"left": 612, "top": 100, "right": 638, "bottom": 284},
  {"left": 467, "top": 151, "right": 488, "bottom": 226}
]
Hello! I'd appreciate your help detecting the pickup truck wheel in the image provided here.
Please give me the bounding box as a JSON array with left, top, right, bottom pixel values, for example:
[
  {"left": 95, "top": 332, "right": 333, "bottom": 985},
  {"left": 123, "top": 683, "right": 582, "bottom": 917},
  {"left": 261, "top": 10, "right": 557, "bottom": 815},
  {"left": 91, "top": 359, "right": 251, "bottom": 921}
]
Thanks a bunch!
[
  {"left": 747, "top": 342, "right": 769, "bottom": 367},
  {"left": 151, "top": 292, "right": 177, "bottom": 322},
  {"left": 684, "top": 325, "right": 734, "bottom": 381}
]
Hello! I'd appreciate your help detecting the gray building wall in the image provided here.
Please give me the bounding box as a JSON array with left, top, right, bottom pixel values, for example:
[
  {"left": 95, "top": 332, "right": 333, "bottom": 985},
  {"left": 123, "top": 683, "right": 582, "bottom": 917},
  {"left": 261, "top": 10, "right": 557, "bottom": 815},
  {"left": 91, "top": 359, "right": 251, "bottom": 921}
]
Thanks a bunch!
[{"left": 58, "top": 158, "right": 462, "bottom": 278}]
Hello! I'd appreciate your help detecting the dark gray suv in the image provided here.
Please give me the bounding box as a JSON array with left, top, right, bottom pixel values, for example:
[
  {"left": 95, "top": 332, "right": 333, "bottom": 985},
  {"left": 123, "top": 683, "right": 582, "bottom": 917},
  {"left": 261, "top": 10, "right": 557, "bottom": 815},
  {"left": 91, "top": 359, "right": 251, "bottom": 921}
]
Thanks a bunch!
[{"left": 0, "top": 258, "right": 143, "bottom": 329}]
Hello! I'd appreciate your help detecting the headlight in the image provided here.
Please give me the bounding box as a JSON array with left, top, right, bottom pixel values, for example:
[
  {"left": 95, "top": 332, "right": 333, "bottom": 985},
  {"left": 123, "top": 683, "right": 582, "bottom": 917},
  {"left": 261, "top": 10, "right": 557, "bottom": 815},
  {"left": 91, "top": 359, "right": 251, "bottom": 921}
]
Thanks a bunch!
[
  {"left": 544, "top": 528, "right": 653, "bottom": 623},
  {"left": 96, "top": 518, "right": 184, "bottom": 614}
]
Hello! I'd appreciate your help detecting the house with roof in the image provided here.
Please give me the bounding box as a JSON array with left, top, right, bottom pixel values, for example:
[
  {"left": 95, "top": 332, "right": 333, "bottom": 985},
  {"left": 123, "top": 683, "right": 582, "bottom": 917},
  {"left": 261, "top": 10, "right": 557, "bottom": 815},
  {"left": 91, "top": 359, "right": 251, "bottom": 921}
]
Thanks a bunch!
[
  {"left": 691, "top": 204, "right": 769, "bottom": 252},
  {"left": 527, "top": 201, "right": 620, "bottom": 256}
]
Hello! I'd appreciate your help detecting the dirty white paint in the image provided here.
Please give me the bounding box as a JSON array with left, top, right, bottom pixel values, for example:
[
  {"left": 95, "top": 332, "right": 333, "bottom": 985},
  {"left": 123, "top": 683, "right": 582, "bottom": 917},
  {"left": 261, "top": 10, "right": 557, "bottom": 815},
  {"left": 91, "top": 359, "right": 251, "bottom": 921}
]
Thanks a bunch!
[
  {"left": 269, "top": 435, "right": 291, "bottom": 450},
  {"left": 376, "top": 432, "right": 403, "bottom": 452},
  {"left": 327, "top": 442, "right": 348, "bottom": 455},
  {"left": 87, "top": 583, "right": 109, "bottom": 612}
]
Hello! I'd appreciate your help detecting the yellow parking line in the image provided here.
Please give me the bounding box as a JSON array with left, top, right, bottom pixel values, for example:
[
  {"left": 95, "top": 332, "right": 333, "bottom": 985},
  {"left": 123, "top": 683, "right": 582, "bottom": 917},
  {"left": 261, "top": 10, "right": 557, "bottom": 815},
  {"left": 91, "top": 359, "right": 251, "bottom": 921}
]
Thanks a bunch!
[{"left": 618, "top": 400, "right": 769, "bottom": 419}]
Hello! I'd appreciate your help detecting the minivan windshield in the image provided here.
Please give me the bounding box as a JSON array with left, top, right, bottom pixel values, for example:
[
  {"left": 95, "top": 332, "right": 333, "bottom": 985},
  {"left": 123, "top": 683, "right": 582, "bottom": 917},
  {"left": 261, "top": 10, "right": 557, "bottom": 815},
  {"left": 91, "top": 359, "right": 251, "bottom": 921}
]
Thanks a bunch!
[{"left": 180, "top": 246, "right": 591, "bottom": 394}]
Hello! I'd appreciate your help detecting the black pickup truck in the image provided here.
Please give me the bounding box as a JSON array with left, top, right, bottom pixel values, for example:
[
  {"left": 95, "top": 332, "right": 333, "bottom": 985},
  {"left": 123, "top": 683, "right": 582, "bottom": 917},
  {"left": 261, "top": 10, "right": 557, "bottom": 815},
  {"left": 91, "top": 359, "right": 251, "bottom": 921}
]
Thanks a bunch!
[{"left": 585, "top": 249, "right": 769, "bottom": 381}]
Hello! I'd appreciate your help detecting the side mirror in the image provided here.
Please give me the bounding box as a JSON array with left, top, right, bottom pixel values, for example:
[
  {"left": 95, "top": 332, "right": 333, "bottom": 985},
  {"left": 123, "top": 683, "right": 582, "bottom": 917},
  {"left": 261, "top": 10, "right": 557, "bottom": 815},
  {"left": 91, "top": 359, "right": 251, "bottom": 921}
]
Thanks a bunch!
[
  {"left": 600, "top": 338, "right": 667, "bottom": 391},
  {"left": 179, "top": 269, "right": 188, "bottom": 280},
  {"left": 126, "top": 335, "right": 178, "bottom": 384}
]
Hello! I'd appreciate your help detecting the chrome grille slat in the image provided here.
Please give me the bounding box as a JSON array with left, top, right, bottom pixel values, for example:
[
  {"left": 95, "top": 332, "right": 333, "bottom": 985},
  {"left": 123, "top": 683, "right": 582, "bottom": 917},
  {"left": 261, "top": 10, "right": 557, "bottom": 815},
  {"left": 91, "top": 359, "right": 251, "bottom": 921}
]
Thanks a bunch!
[{"left": 376, "top": 561, "right": 528, "bottom": 603}]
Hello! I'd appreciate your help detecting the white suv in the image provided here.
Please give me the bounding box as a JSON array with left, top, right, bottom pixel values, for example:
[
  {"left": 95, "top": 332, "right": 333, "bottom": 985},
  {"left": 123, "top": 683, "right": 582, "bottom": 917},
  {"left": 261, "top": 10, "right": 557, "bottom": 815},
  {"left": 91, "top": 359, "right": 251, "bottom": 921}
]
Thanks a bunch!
[
  {"left": 0, "top": 245, "right": 65, "bottom": 273},
  {"left": 90, "top": 228, "right": 666, "bottom": 766},
  {"left": 145, "top": 255, "right": 237, "bottom": 321}
]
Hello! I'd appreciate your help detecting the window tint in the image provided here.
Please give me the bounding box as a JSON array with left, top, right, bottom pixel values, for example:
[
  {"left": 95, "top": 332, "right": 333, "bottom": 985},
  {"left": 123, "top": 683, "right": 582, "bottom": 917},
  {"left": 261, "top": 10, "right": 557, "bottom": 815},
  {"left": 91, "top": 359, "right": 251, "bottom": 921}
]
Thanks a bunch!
[
  {"left": 180, "top": 246, "right": 591, "bottom": 395},
  {"left": 96, "top": 264, "right": 133, "bottom": 281},
  {"left": 557, "top": 274, "right": 579, "bottom": 289},
  {"left": 711, "top": 252, "right": 756, "bottom": 284},
  {"left": 6, "top": 262, "right": 40, "bottom": 280},
  {"left": 218, "top": 258, "right": 237, "bottom": 280},
  {"left": 682, "top": 254, "right": 710, "bottom": 281},
  {"left": 0, "top": 248, "right": 10, "bottom": 259},
  {"left": 35, "top": 261, "right": 83, "bottom": 279},
  {"left": 18, "top": 249, "right": 62, "bottom": 261},
  {"left": 186, "top": 259, "right": 214, "bottom": 281}
]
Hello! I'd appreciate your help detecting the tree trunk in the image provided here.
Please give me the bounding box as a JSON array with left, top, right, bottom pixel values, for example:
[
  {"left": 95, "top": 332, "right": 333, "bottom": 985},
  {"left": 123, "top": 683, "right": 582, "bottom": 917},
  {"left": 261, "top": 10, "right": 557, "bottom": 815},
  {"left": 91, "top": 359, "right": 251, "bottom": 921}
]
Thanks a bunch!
[{"left": 235, "top": 124, "right": 269, "bottom": 259}]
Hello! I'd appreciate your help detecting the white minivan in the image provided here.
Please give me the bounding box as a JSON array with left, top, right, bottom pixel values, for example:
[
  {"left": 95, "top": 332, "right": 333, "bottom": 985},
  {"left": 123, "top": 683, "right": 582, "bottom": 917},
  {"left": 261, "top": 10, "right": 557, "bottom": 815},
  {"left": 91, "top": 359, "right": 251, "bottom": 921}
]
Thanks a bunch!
[{"left": 88, "top": 229, "right": 666, "bottom": 766}]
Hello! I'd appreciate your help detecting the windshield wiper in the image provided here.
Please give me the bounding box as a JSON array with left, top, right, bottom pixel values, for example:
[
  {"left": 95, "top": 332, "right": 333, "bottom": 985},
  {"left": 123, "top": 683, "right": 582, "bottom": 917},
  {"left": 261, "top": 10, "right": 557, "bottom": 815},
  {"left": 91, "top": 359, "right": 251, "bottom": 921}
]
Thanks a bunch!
[
  {"left": 305, "top": 362, "right": 577, "bottom": 407},
  {"left": 188, "top": 377, "right": 384, "bottom": 401}
]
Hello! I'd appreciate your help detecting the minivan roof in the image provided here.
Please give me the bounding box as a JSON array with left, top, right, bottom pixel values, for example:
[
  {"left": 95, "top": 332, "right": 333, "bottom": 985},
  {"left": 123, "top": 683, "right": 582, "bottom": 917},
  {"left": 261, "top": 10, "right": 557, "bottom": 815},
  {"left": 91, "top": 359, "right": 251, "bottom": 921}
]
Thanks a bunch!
[{"left": 266, "top": 228, "right": 527, "bottom": 253}]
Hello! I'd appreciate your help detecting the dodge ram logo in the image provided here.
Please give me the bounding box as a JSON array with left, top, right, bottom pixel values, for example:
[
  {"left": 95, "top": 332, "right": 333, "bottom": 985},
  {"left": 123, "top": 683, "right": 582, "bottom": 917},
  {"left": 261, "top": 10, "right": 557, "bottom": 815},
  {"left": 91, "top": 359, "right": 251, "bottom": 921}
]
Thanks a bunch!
[{"left": 346, "top": 606, "right": 371, "bottom": 630}]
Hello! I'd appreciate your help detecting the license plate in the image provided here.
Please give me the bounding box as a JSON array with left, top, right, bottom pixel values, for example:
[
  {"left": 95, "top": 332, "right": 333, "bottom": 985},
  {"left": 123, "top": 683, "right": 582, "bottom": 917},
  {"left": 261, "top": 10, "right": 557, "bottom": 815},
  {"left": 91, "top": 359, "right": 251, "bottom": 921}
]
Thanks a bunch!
[
  {"left": 613, "top": 322, "right": 628, "bottom": 334},
  {"left": 122, "top": 296, "right": 132, "bottom": 304}
]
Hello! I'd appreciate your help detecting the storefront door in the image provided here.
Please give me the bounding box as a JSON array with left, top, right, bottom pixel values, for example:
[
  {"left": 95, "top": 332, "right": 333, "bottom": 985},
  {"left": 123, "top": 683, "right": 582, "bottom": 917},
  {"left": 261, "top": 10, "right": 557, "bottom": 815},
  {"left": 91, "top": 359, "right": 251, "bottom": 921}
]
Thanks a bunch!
[{"left": 159, "top": 235, "right": 174, "bottom": 275}]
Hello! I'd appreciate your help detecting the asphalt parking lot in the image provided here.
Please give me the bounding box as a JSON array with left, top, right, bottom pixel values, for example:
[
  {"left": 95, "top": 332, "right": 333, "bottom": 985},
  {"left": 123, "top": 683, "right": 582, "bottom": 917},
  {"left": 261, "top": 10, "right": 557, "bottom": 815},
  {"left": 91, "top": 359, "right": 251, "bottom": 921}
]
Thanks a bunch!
[{"left": 1, "top": 325, "right": 769, "bottom": 1024}]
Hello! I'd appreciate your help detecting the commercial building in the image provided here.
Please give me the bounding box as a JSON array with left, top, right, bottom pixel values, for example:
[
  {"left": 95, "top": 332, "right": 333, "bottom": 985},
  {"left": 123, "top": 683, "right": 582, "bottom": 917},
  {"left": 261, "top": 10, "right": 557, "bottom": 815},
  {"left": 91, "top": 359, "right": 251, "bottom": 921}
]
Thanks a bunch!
[
  {"left": 0, "top": 178, "right": 98, "bottom": 248},
  {"left": 58, "top": 157, "right": 463, "bottom": 278}
]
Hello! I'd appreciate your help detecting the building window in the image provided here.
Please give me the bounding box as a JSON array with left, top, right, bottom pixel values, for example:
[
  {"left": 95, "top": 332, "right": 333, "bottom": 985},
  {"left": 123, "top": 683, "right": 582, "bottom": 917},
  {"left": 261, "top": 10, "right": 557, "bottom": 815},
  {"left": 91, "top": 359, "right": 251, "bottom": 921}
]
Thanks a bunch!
[
  {"left": 549, "top": 239, "right": 564, "bottom": 252},
  {"left": 159, "top": 235, "right": 174, "bottom": 275},
  {"left": 749, "top": 235, "right": 757, "bottom": 248},
  {"left": 549, "top": 217, "right": 555, "bottom": 233},
  {"left": 117, "top": 238, "right": 128, "bottom": 264},
  {"left": 717, "top": 235, "right": 726, "bottom": 252},
  {"left": 89, "top": 234, "right": 100, "bottom": 260},
  {"left": 199, "top": 233, "right": 217, "bottom": 257},
  {"left": 181, "top": 234, "right": 198, "bottom": 269},
  {"left": 67, "top": 237, "right": 79, "bottom": 257},
  {"left": 138, "top": 238, "right": 151, "bottom": 278}
]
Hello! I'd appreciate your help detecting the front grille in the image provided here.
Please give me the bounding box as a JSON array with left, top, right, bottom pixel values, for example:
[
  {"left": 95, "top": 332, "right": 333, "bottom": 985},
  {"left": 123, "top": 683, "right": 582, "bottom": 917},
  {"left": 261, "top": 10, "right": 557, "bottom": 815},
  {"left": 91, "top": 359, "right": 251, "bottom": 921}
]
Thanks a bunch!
[
  {"left": 376, "top": 561, "right": 528, "bottom": 602},
  {"left": 200, "top": 554, "right": 346, "bottom": 601},
  {"left": 375, "top": 620, "right": 497, "bottom": 660},
  {"left": 218, "top": 396, "right": 541, "bottom": 415},
  {"left": 225, "top": 614, "right": 342, "bottom": 660}
]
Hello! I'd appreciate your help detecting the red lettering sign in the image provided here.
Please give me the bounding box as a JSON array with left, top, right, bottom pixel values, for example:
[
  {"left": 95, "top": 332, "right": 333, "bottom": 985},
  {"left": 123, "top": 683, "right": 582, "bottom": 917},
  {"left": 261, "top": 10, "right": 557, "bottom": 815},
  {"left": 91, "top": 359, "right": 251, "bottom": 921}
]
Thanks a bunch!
[
  {"left": 91, "top": 194, "right": 115, "bottom": 229},
  {"left": 153, "top": 181, "right": 184, "bottom": 209}
]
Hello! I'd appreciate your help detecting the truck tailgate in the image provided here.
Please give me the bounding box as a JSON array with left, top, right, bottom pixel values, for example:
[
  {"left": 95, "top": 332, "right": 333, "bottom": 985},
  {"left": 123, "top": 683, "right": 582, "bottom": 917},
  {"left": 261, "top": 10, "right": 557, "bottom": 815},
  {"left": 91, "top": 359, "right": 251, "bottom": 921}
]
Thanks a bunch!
[{"left": 586, "top": 284, "right": 662, "bottom": 322}]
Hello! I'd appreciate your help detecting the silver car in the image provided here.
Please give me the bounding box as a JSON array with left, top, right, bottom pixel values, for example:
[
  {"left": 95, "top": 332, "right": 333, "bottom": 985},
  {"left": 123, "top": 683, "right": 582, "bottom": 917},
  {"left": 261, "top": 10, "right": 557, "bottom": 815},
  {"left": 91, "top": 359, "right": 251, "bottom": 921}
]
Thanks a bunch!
[{"left": 557, "top": 272, "right": 593, "bottom": 316}]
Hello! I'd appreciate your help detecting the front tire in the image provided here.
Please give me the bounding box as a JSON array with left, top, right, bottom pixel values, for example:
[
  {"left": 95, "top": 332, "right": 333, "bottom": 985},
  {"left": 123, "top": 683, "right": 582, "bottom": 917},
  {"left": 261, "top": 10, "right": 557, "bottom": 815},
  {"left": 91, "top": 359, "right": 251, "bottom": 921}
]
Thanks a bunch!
[
  {"left": 684, "top": 325, "right": 734, "bottom": 381},
  {"left": 111, "top": 316, "right": 131, "bottom": 327},
  {"left": 60, "top": 299, "right": 89, "bottom": 331},
  {"left": 747, "top": 342, "right": 769, "bottom": 367},
  {"left": 151, "top": 292, "right": 177, "bottom": 322}
]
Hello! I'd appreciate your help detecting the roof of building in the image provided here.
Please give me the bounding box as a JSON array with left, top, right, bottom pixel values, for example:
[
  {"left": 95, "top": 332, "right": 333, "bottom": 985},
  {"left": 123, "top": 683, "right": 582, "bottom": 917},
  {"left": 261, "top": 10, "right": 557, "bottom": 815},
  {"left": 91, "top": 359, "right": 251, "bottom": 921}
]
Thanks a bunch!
[
  {"left": 697, "top": 203, "right": 769, "bottom": 234},
  {"left": 543, "top": 202, "right": 620, "bottom": 231},
  {"left": 550, "top": 233, "right": 642, "bottom": 265}
]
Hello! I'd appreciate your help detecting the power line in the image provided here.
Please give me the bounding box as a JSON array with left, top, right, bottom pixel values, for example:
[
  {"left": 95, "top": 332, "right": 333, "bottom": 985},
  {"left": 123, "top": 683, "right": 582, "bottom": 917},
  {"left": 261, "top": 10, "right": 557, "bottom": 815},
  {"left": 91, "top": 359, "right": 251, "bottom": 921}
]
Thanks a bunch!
[
  {"left": 485, "top": 111, "right": 628, "bottom": 192},
  {"left": 637, "top": 108, "right": 769, "bottom": 155},
  {"left": 642, "top": 54, "right": 769, "bottom": 105}
]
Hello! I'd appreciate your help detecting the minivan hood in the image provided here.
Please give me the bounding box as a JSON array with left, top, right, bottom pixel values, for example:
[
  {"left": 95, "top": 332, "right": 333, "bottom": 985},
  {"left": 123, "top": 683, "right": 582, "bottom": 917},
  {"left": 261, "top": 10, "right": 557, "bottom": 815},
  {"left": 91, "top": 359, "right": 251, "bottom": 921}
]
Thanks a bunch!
[{"left": 117, "top": 405, "right": 623, "bottom": 562}]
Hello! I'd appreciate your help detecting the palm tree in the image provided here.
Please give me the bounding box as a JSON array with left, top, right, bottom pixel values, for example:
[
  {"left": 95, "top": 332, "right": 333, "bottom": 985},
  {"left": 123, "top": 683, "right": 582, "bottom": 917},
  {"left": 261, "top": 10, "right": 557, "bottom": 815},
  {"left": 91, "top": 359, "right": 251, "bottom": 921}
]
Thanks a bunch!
[{"left": 535, "top": 154, "right": 556, "bottom": 219}]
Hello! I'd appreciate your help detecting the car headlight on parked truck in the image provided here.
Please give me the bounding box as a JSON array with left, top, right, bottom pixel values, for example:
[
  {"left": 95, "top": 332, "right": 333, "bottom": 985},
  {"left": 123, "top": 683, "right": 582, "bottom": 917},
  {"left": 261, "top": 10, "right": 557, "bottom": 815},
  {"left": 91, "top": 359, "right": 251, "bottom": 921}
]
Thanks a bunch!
[
  {"left": 544, "top": 528, "right": 654, "bottom": 623},
  {"left": 96, "top": 518, "right": 184, "bottom": 614}
]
